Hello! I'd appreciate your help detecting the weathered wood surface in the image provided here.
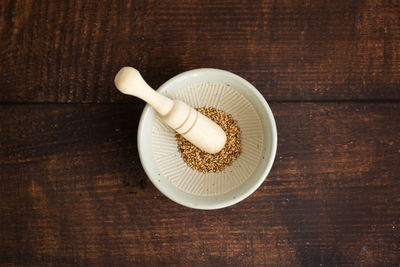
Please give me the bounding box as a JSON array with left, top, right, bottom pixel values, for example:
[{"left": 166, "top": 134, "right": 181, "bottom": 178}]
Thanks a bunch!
[
  {"left": 1, "top": 0, "right": 400, "bottom": 103},
  {"left": 1, "top": 0, "right": 400, "bottom": 265},
  {"left": 1, "top": 103, "right": 399, "bottom": 266}
]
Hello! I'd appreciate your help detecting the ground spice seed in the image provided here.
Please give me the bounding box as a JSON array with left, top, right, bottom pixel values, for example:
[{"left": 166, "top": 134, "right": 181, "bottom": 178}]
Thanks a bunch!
[{"left": 176, "top": 107, "right": 242, "bottom": 173}]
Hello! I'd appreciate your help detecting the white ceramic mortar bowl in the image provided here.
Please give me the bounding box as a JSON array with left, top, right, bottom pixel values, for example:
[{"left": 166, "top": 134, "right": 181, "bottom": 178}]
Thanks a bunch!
[{"left": 137, "top": 68, "right": 277, "bottom": 209}]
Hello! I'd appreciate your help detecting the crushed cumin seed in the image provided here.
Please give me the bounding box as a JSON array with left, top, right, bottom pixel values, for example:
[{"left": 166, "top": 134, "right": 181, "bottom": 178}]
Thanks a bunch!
[{"left": 176, "top": 107, "right": 241, "bottom": 173}]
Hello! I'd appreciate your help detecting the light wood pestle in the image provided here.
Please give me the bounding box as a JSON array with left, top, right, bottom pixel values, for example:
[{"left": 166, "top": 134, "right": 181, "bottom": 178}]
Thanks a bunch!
[{"left": 114, "top": 67, "right": 227, "bottom": 154}]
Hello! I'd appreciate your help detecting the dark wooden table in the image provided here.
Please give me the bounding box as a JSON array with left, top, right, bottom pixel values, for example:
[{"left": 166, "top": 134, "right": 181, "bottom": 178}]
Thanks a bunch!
[{"left": 1, "top": 1, "right": 400, "bottom": 266}]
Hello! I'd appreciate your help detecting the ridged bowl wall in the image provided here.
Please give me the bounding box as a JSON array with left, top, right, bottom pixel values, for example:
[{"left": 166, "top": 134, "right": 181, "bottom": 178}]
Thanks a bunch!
[{"left": 138, "top": 69, "right": 277, "bottom": 209}]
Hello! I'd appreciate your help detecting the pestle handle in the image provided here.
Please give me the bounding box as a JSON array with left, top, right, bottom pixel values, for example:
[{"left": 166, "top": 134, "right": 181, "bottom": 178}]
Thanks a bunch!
[
  {"left": 114, "top": 67, "right": 227, "bottom": 154},
  {"left": 114, "top": 67, "right": 174, "bottom": 116}
]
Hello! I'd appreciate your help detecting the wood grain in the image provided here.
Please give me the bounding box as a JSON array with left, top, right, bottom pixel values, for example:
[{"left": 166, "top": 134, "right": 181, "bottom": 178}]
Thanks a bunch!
[
  {"left": 1, "top": 0, "right": 400, "bottom": 103},
  {"left": 1, "top": 0, "right": 399, "bottom": 265},
  {"left": 1, "top": 103, "right": 399, "bottom": 266}
]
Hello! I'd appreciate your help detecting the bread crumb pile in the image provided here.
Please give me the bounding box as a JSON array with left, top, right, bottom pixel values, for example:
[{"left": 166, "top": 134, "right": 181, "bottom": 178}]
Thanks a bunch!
[{"left": 176, "top": 107, "right": 241, "bottom": 173}]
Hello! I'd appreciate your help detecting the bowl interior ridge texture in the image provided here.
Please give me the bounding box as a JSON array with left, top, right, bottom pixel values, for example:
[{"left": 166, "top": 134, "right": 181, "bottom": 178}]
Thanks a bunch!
[
  {"left": 152, "top": 82, "right": 264, "bottom": 196},
  {"left": 137, "top": 69, "right": 277, "bottom": 209}
]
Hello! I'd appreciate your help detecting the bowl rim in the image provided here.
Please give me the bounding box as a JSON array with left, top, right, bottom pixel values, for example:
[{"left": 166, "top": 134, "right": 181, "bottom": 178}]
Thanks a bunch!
[{"left": 137, "top": 68, "right": 277, "bottom": 209}]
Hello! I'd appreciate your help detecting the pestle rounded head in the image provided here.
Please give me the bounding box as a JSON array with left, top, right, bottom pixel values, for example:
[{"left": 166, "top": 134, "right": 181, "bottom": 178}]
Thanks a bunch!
[
  {"left": 114, "top": 67, "right": 141, "bottom": 95},
  {"left": 114, "top": 66, "right": 174, "bottom": 116}
]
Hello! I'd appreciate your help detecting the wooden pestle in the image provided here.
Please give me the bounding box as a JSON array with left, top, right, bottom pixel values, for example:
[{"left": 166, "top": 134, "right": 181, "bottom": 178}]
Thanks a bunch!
[{"left": 114, "top": 67, "right": 227, "bottom": 154}]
